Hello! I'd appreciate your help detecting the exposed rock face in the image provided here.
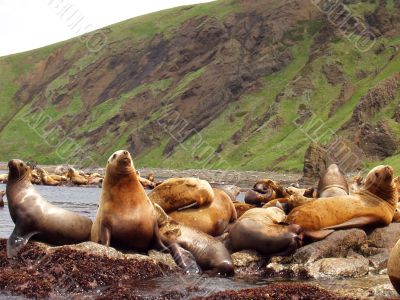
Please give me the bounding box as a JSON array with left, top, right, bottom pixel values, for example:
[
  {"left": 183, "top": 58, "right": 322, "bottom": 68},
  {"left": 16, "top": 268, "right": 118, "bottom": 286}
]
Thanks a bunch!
[
  {"left": 302, "top": 142, "right": 330, "bottom": 184},
  {"left": 322, "top": 62, "right": 345, "bottom": 85},
  {"left": 329, "top": 82, "right": 356, "bottom": 117},
  {"left": 308, "top": 257, "right": 369, "bottom": 278}
]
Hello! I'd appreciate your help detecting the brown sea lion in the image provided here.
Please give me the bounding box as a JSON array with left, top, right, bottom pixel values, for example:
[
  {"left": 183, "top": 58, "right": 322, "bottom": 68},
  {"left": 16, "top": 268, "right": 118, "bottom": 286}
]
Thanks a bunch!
[
  {"left": 30, "top": 169, "right": 41, "bottom": 185},
  {"left": 87, "top": 173, "right": 103, "bottom": 185},
  {"left": 228, "top": 207, "right": 302, "bottom": 255},
  {"left": 244, "top": 179, "right": 288, "bottom": 206},
  {"left": 91, "top": 150, "right": 164, "bottom": 251},
  {"left": 147, "top": 173, "right": 155, "bottom": 182},
  {"left": 286, "top": 165, "right": 398, "bottom": 239},
  {"left": 36, "top": 168, "right": 61, "bottom": 186},
  {"left": 233, "top": 201, "right": 255, "bottom": 218},
  {"left": 168, "top": 188, "right": 237, "bottom": 236},
  {"left": 388, "top": 238, "right": 400, "bottom": 294},
  {"left": 350, "top": 175, "right": 364, "bottom": 194},
  {"left": 0, "top": 190, "right": 5, "bottom": 207},
  {"left": 149, "top": 177, "right": 214, "bottom": 213},
  {"left": 154, "top": 203, "right": 234, "bottom": 275},
  {"left": 6, "top": 159, "right": 92, "bottom": 258},
  {"left": 286, "top": 186, "right": 316, "bottom": 198},
  {"left": 139, "top": 176, "right": 156, "bottom": 189},
  {"left": 67, "top": 167, "right": 89, "bottom": 185},
  {"left": 317, "top": 164, "right": 348, "bottom": 197}
]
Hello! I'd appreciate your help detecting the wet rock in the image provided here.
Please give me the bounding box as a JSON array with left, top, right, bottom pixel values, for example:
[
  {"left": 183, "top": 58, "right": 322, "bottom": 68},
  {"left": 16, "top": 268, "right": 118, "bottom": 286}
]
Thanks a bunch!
[
  {"left": 368, "top": 223, "right": 400, "bottom": 250},
  {"left": 293, "top": 229, "right": 367, "bottom": 264},
  {"left": 308, "top": 257, "right": 369, "bottom": 278},
  {"left": 231, "top": 250, "right": 263, "bottom": 268},
  {"left": 148, "top": 250, "right": 177, "bottom": 269}
]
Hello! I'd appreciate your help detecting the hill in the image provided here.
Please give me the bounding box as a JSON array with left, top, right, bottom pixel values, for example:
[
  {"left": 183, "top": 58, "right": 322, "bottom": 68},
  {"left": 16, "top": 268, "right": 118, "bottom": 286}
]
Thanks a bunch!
[{"left": 0, "top": 0, "right": 399, "bottom": 173}]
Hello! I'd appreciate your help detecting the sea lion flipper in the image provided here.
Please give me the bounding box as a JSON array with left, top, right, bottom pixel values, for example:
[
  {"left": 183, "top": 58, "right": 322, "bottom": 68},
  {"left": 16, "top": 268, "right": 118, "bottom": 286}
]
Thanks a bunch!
[
  {"left": 100, "top": 225, "right": 111, "bottom": 246},
  {"left": 7, "top": 227, "right": 39, "bottom": 258},
  {"left": 168, "top": 243, "right": 202, "bottom": 275},
  {"left": 152, "top": 221, "right": 169, "bottom": 252},
  {"left": 323, "top": 216, "right": 381, "bottom": 230},
  {"left": 302, "top": 229, "right": 334, "bottom": 241}
]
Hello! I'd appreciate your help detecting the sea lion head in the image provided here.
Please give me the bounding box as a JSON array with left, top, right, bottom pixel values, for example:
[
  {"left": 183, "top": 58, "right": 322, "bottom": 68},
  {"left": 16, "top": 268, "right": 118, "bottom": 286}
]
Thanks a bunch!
[
  {"left": 365, "top": 165, "right": 396, "bottom": 202},
  {"left": 106, "top": 150, "right": 135, "bottom": 175},
  {"left": 7, "top": 159, "right": 31, "bottom": 182}
]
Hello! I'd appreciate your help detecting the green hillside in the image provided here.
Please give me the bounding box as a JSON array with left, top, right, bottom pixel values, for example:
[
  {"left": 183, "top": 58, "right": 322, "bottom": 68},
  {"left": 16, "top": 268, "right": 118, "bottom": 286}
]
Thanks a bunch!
[{"left": 0, "top": 0, "right": 399, "bottom": 172}]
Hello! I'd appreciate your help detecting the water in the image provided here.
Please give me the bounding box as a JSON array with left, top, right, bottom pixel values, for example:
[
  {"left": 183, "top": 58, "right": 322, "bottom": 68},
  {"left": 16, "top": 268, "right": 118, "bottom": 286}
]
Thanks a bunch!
[{"left": 0, "top": 183, "right": 100, "bottom": 238}]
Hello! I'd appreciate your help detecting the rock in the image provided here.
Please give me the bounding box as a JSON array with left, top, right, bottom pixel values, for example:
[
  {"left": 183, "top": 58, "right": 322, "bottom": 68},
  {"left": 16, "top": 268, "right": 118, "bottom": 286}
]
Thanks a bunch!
[
  {"left": 231, "top": 250, "right": 263, "bottom": 268},
  {"left": 148, "top": 250, "right": 178, "bottom": 269},
  {"left": 393, "top": 104, "right": 400, "bottom": 122},
  {"left": 368, "top": 251, "right": 389, "bottom": 273},
  {"left": 367, "top": 283, "right": 399, "bottom": 298},
  {"left": 308, "top": 257, "right": 369, "bottom": 278},
  {"left": 293, "top": 229, "right": 367, "bottom": 264},
  {"left": 368, "top": 223, "right": 400, "bottom": 250},
  {"left": 301, "top": 142, "right": 330, "bottom": 184},
  {"left": 329, "top": 81, "right": 355, "bottom": 117}
]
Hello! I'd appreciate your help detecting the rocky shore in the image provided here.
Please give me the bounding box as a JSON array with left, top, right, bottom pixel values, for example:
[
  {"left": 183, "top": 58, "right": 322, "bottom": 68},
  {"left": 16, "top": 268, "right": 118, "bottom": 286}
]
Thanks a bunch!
[{"left": 1, "top": 223, "right": 400, "bottom": 299}]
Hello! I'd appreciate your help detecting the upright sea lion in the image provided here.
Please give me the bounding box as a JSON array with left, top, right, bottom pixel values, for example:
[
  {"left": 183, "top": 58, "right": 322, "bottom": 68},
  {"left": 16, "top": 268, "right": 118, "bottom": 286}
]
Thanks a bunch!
[
  {"left": 149, "top": 178, "right": 214, "bottom": 213},
  {"left": 286, "top": 165, "right": 397, "bottom": 239},
  {"left": 6, "top": 159, "right": 92, "bottom": 257},
  {"left": 91, "top": 150, "right": 163, "bottom": 251},
  {"left": 36, "top": 168, "right": 60, "bottom": 186},
  {"left": 67, "top": 167, "right": 89, "bottom": 185},
  {"left": 228, "top": 207, "right": 302, "bottom": 255},
  {"left": 317, "top": 164, "right": 348, "bottom": 197},
  {"left": 0, "top": 190, "right": 5, "bottom": 207},
  {"left": 388, "top": 238, "right": 400, "bottom": 294},
  {"left": 154, "top": 203, "right": 234, "bottom": 275},
  {"left": 168, "top": 188, "right": 237, "bottom": 236}
]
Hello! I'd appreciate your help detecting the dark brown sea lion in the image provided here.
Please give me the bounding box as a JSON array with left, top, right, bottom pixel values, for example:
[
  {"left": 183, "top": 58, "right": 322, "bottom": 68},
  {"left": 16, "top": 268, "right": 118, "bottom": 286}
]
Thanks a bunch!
[
  {"left": 0, "top": 190, "right": 5, "bottom": 207},
  {"left": 168, "top": 188, "right": 237, "bottom": 236},
  {"left": 149, "top": 178, "right": 214, "bottom": 213},
  {"left": 6, "top": 159, "right": 93, "bottom": 258},
  {"left": 228, "top": 207, "right": 302, "bottom": 255},
  {"left": 388, "top": 238, "right": 400, "bottom": 294},
  {"left": 245, "top": 179, "right": 288, "bottom": 206},
  {"left": 91, "top": 150, "right": 164, "bottom": 251},
  {"left": 317, "top": 164, "right": 348, "bottom": 198},
  {"left": 154, "top": 203, "right": 234, "bottom": 275},
  {"left": 286, "top": 165, "right": 398, "bottom": 239}
]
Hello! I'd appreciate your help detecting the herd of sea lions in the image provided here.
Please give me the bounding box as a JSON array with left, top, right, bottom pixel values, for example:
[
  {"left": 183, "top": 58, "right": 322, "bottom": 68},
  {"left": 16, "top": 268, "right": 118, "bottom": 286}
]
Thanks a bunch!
[{"left": 1, "top": 150, "right": 400, "bottom": 291}]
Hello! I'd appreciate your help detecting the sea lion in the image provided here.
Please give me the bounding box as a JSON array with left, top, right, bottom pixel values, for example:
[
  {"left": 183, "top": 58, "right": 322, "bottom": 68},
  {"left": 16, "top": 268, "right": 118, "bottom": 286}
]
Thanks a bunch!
[
  {"left": 350, "top": 175, "right": 364, "bottom": 194},
  {"left": 149, "top": 177, "right": 214, "bottom": 213},
  {"left": 138, "top": 176, "right": 156, "bottom": 189},
  {"left": 154, "top": 203, "right": 234, "bottom": 275},
  {"left": 91, "top": 150, "right": 164, "bottom": 251},
  {"left": 228, "top": 207, "right": 302, "bottom": 255},
  {"left": 87, "top": 173, "right": 104, "bottom": 185},
  {"left": 30, "top": 169, "right": 41, "bottom": 185},
  {"left": 211, "top": 184, "right": 241, "bottom": 202},
  {"left": 388, "top": 238, "right": 400, "bottom": 294},
  {"left": 54, "top": 165, "right": 67, "bottom": 176},
  {"left": 244, "top": 179, "right": 288, "bottom": 206},
  {"left": 6, "top": 159, "right": 92, "bottom": 258},
  {"left": 147, "top": 173, "right": 155, "bottom": 182},
  {"left": 0, "top": 173, "right": 8, "bottom": 183},
  {"left": 67, "top": 167, "right": 89, "bottom": 185},
  {"left": 168, "top": 188, "right": 237, "bottom": 236},
  {"left": 0, "top": 190, "right": 5, "bottom": 207},
  {"left": 233, "top": 201, "right": 255, "bottom": 218},
  {"left": 286, "top": 186, "right": 316, "bottom": 198},
  {"left": 317, "top": 164, "right": 348, "bottom": 197},
  {"left": 286, "top": 165, "right": 398, "bottom": 239},
  {"left": 36, "top": 168, "right": 60, "bottom": 186}
]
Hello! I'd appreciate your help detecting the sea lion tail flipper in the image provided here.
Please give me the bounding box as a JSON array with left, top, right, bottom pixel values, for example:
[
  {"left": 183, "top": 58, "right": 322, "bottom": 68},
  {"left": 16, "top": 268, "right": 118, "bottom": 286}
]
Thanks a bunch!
[
  {"left": 323, "top": 216, "right": 381, "bottom": 230},
  {"left": 100, "top": 225, "right": 111, "bottom": 247},
  {"left": 168, "top": 243, "right": 202, "bottom": 275},
  {"left": 7, "top": 227, "right": 39, "bottom": 258},
  {"left": 302, "top": 229, "right": 334, "bottom": 241}
]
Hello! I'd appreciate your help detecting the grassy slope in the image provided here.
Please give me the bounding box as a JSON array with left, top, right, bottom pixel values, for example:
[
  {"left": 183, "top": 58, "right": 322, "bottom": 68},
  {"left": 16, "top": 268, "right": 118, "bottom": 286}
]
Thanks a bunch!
[{"left": 0, "top": 0, "right": 400, "bottom": 171}]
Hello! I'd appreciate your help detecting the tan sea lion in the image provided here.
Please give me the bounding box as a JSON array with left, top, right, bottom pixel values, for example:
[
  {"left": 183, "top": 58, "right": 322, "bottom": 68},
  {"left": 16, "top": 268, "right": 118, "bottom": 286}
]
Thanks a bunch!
[
  {"left": 388, "top": 238, "right": 400, "bottom": 294},
  {"left": 147, "top": 173, "right": 155, "bottom": 182},
  {"left": 317, "top": 164, "right": 348, "bottom": 197},
  {"left": 0, "top": 173, "right": 8, "bottom": 183},
  {"left": 36, "top": 168, "right": 61, "bottom": 186},
  {"left": 154, "top": 203, "right": 234, "bottom": 275},
  {"left": 286, "top": 165, "right": 398, "bottom": 239},
  {"left": 91, "top": 150, "right": 164, "bottom": 251},
  {"left": 54, "top": 165, "right": 67, "bottom": 176},
  {"left": 6, "top": 159, "right": 93, "bottom": 258},
  {"left": 0, "top": 190, "right": 5, "bottom": 207},
  {"left": 168, "top": 188, "right": 238, "bottom": 236},
  {"left": 139, "top": 176, "right": 156, "bottom": 189},
  {"left": 30, "top": 169, "right": 41, "bottom": 185},
  {"left": 149, "top": 177, "right": 214, "bottom": 213},
  {"left": 228, "top": 207, "right": 302, "bottom": 255},
  {"left": 67, "top": 167, "right": 89, "bottom": 185},
  {"left": 350, "top": 175, "right": 364, "bottom": 194},
  {"left": 286, "top": 186, "right": 316, "bottom": 198},
  {"left": 87, "top": 173, "right": 104, "bottom": 185}
]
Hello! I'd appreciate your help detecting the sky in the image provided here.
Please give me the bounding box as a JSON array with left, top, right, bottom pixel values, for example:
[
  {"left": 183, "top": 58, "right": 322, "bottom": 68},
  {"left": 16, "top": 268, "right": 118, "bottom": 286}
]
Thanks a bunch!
[{"left": 0, "top": 0, "right": 215, "bottom": 57}]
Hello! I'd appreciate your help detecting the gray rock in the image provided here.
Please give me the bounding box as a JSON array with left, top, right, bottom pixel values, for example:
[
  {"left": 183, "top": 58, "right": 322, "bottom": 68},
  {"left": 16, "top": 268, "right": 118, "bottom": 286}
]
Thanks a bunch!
[
  {"left": 293, "top": 229, "right": 367, "bottom": 263},
  {"left": 367, "top": 223, "right": 400, "bottom": 250},
  {"left": 308, "top": 257, "right": 369, "bottom": 278},
  {"left": 368, "top": 250, "right": 389, "bottom": 273},
  {"left": 231, "top": 250, "right": 263, "bottom": 267},
  {"left": 367, "top": 283, "right": 399, "bottom": 298}
]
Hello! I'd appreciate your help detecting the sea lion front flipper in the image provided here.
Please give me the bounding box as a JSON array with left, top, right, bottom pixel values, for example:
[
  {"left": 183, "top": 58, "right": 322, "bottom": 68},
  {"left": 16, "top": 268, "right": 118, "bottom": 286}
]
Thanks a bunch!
[
  {"left": 302, "top": 229, "right": 334, "bottom": 241},
  {"left": 323, "top": 216, "right": 381, "bottom": 230},
  {"left": 100, "top": 225, "right": 111, "bottom": 247},
  {"left": 168, "top": 243, "right": 202, "bottom": 275},
  {"left": 152, "top": 221, "right": 169, "bottom": 252},
  {"left": 7, "top": 226, "right": 39, "bottom": 258}
]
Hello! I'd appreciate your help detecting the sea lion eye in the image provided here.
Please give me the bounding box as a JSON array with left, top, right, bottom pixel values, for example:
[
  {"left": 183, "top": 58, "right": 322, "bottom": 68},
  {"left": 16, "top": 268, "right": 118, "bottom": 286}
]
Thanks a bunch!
[
  {"left": 375, "top": 172, "right": 379, "bottom": 177},
  {"left": 20, "top": 163, "right": 23, "bottom": 167}
]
